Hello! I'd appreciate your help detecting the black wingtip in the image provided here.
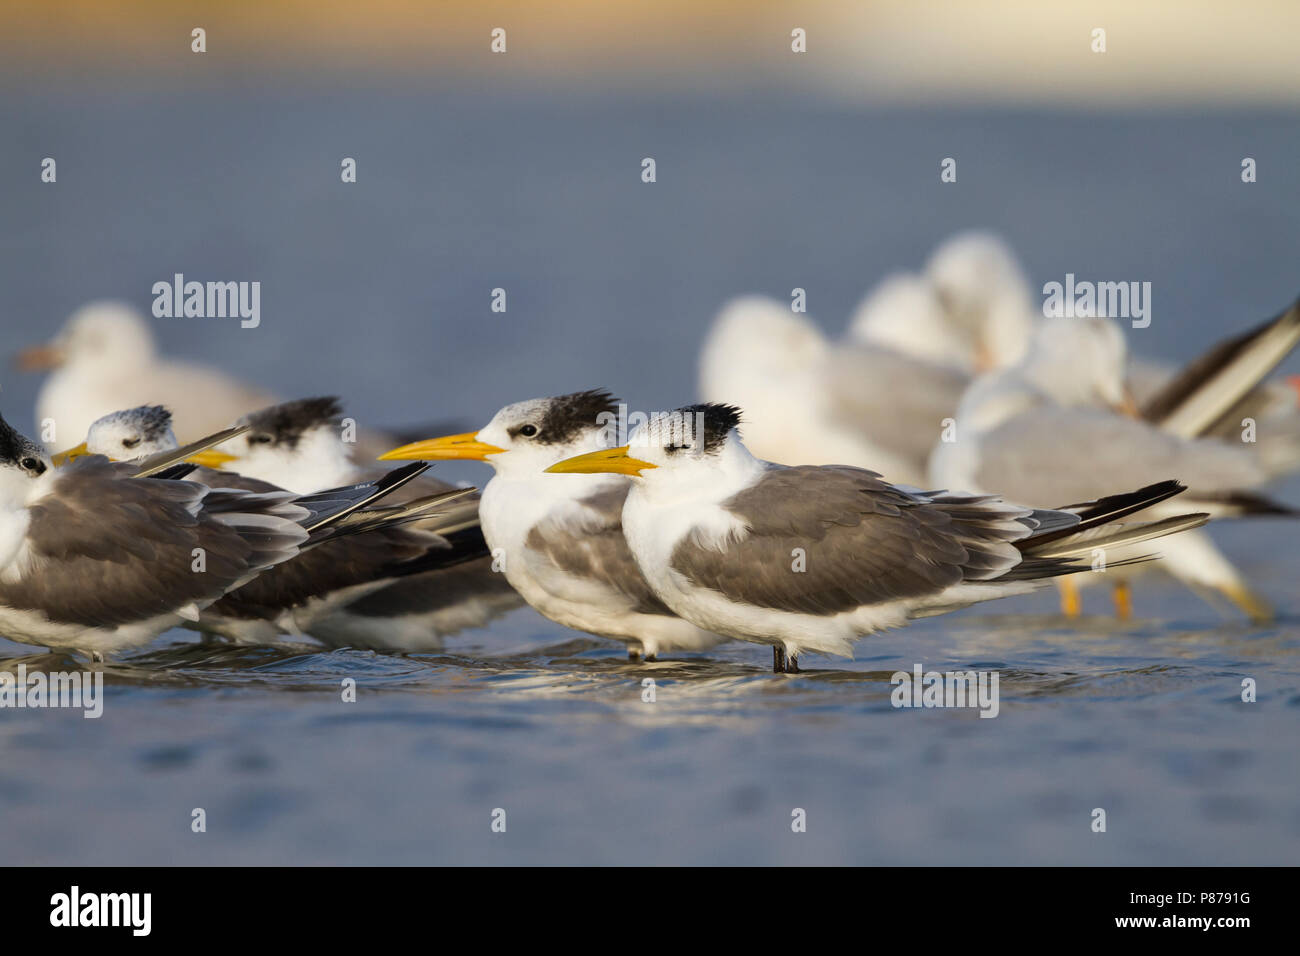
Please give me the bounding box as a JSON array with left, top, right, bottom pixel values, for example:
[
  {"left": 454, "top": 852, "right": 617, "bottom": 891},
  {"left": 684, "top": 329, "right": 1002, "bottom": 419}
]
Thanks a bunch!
[
  {"left": 1032, "top": 479, "right": 1189, "bottom": 549},
  {"left": 149, "top": 463, "right": 198, "bottom": 481},
  {"left": 375, "top": 460, "right": 431, "bottom": 493}
]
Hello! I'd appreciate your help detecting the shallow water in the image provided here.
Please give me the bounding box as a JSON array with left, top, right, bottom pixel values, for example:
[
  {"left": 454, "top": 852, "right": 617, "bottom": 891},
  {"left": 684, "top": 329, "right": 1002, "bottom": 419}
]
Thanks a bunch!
[
  {"left": 2, "top": 550, "right": 1297, "bottom": 866},
  {"left": 2, "top": 91, "right": 1299, "bottom": 864}
]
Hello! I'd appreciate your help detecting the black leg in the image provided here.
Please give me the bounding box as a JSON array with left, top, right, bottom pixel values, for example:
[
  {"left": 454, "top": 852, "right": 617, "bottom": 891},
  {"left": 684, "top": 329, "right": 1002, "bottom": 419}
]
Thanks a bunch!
[
  {"left": 645, "top": 653, "right": 657, "bottom": 662},
  {"left": 787, "top": 654, "right": 800, "bottom": 674},
  {"left": 628, "top": 648, "right": 641, "bottom": 662},
  {"left": 773, "top": 646, "right": 787, "bottom": 673}
]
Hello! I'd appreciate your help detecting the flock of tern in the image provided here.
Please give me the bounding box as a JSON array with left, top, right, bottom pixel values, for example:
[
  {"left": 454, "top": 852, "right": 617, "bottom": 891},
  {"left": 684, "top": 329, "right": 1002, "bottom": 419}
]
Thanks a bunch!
[{"left": 4, "top": 233, "right": 1297, "bottom": 672}]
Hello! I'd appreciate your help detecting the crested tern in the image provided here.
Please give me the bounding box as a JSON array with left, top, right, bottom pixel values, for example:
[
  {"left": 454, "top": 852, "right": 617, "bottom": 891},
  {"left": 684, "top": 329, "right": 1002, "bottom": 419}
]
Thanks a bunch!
[
  {"left": 187, "top": 398, "right": 520, "bottom": 648},
  {"left": 546, "top": 403, "right": 1208, "bottom": 673},
  {"left": 49, "top": 402, "right": 495, "bottom": 646},
  {"left": 380, "top": 390, "right": 726, "bottom": 660},
  {"left": 0, "top": 411, "right": 433, "bottom": 658}
]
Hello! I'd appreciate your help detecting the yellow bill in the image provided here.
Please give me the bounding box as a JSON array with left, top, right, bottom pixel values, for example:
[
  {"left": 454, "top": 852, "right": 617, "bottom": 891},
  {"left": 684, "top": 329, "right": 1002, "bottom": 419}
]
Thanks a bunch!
[
  {"left": 185, "top": 449, "right": 239, "bottom": 468},
  {"left": 379, "top": 431, "right": 505, "bottom": 462},
  {"left": 545, "top": 445, "right": 657, "bottom": 476},
  {"left": 51, "top": 442, "right": 90, "bottom": 466}
]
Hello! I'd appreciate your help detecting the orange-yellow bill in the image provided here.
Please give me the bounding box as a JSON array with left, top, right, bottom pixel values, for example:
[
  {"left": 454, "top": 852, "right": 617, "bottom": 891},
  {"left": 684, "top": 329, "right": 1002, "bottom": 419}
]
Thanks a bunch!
[
  {"left": 50, "top": 441, "right": 89, "bottom": 466},
  {"left": 185, "top": 449, "right": 239, "bottom": 468},
  {"left": 544, "top": 445, "right": 656, "bottom": 476},
  {"left": 379, "top": 431, "right": 505, "bottom": 462}
]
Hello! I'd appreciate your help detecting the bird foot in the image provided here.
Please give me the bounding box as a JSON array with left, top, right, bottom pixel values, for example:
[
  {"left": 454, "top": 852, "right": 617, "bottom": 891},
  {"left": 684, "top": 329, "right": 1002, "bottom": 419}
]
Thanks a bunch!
[
  {"left": 1059, "top": 578, "right": 1082, "bottom": 618},
  {"left": 1112, "top": 581, "right": 1133, "bottom": 621}
]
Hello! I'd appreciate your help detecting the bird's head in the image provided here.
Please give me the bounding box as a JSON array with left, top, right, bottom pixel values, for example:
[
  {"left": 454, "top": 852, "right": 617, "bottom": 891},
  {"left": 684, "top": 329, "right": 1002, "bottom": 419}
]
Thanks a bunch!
[
  {"left": 546, "top": 402, "right": 745, "bottom": 482},
  {"left": 55, "top": 404, "right": 177, "bottom": 465},
  {"left": 381, "top": 389, "right": 622, "bottom": 480}
]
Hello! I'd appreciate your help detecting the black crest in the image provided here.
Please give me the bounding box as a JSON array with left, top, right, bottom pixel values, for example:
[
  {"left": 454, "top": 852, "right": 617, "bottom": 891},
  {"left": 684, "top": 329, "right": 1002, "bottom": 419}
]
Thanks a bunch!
[
  {"left": 243, "top": 397, "right": 344, "bottom": 448},
  {"left": 673, "top": 403, "right": 742, "bottom": 452},
  {"left": 0, "top": 413, "right": 43, "bottom": 470},
  {"left": 0, "top": 414, "right": 27, "bottom": 464},
  {"left": 536, "top": 389, "right": 621, "bottom": 445}
]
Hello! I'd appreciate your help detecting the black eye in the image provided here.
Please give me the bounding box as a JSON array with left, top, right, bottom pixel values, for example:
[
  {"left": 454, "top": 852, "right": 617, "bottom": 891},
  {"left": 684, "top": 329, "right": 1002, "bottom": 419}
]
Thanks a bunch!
[
  {"left": 122, "top": 437, "right": 140, "bottom": 448},
  {"left": 20, "top": 457, "right": 45, "bottom": 475},
  {"left": 248, "top": 434, "right": 272, "bottom": 445},
  {"left": 518, "top": 424, "right": 538, "bottom": 438},
  {"left": 665, "top": 443, "right": 690, "bottom": 453}
]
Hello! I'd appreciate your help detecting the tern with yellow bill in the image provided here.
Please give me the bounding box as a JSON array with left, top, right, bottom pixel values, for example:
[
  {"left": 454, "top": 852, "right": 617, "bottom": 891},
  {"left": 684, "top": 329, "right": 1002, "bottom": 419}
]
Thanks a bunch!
[
  {"left": 0, "top": 410, "right": 445, "bottom": 659},
  {"left": 183, "top": 398, "right": 520, "bottom": 648},
  {"left": 380, "top": 390, "right": 725, "bottom": 660},
  {"left": 44, "top": 402, "right": 504, "bottom": 647},
  {"left": 546, "top": 403, "right": 1209, "bottom": 673},
  {"left": 51, "top": 404, "right": 251, "bottom": 478}
]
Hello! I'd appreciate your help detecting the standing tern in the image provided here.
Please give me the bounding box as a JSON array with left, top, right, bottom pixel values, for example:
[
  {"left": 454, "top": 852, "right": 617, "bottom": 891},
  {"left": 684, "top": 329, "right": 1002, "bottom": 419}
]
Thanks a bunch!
[
  {"left": 546, "top": 403, "right": 1208, "bottom": 673},
  {"left": 0, "top": 411, "right": 432, "bottom": 659},
  {"left": 379, "top": 390, "right": 726, "bottom": 660},
  {"left": 186, "top": 398, "right": 521, "bottom": 649}
]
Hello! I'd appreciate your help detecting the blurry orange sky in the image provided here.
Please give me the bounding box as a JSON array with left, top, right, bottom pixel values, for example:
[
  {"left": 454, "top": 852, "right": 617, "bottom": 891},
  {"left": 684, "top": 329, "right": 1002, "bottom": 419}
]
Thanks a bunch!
[{"left": 5, "top": 0, "right": 1300, "bottom": 105}]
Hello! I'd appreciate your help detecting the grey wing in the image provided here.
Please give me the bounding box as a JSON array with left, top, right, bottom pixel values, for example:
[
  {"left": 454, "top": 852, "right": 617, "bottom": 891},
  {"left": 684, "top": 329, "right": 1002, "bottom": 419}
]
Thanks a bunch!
[
  {"left": 669, "top": 466, "right": 1033, "bottom": 615},
  {"left": 209, "top": 523, "right": 442, "bottom": 620},
  {"left": 0, "top": 460, "right": 300, "bottom": 627},
  {"left": 525, "top": 485, "right": 676, "bottom": 616},
  {"left": 188, "top": 465, "right": 285, "bottom": 494},
  {"left": 972, "top": 408, "right": 1266, "bottom": 506},
  {"left": 822, "top": 346, "right": 969, "bottom": 465},
  {"left": 344, "top": 555, "right": 525, "bottom": 620}
]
